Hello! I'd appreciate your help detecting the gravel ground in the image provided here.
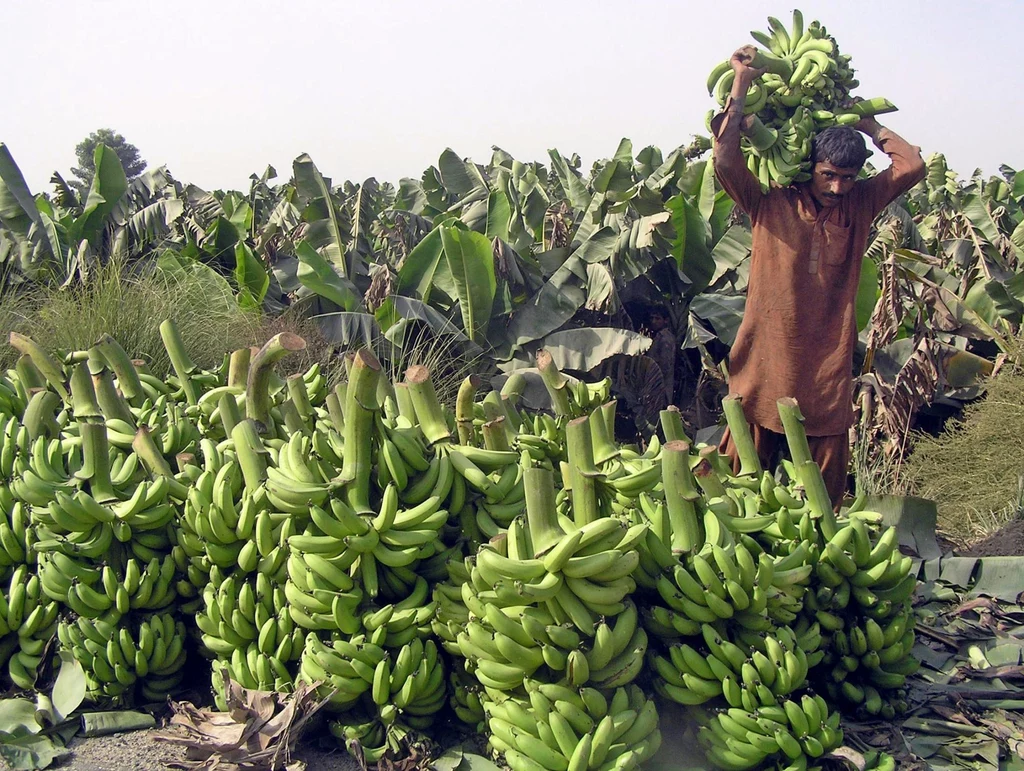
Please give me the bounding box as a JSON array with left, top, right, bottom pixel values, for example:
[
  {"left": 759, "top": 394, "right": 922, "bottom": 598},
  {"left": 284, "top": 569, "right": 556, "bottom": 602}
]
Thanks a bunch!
[{"left": 2, "top": 725, "right": 362, "bottom": 771}]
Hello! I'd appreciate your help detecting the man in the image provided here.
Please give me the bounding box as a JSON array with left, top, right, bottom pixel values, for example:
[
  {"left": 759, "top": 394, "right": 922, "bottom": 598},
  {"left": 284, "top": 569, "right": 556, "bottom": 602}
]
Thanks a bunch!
[
  {"left": 646, "top": 305, "right": 676, "bottom": 407},
  {"left": 712, "top": 45, "right": 926, "bottom": 507}
]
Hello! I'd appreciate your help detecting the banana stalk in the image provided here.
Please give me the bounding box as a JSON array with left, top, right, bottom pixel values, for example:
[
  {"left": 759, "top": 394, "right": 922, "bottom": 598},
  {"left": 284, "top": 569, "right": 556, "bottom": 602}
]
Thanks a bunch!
[
  {"left": 232, "top": 419, "right": 268, "bottom": 490},
  {"left": 8, "top": 333, "right": 68, "bottom": 400},
  {"left": 796, "top": 460, "right": 838, "bottom": 537},
  {"left": 245, "top": 333, "right": 307, "bottom": 431},
  {"left": 777, "top": 397, "right": 813, "bottom": 468},
  {"left": 536, "top": 349, "right": 571, "bottom": 418},
  {"left": 405, "top": 365, "right": 451, "bottom": 445},
  {"left": 132, "top": 426, "right": 174, "bottom": 478},
  {"left": 22, "top": 390, "right": 61, "bottom": 441},
  {"left": 567, "top": 416, "right": 600, "bottom": 526},
  {"left": 15, "top": 355, "right": 47, "bottom": 393},
  {"left": 722, "top": 394, "right": 761, "bottom": 476},
  {"left": 88, "top": 350, "right": 135, "bottom": 425},
  {"left": 482, "top": 418, "right": 510, "bottom": 452},
  {"left": 94, "top": 334, "right": 144, "bottom": 405},
  {"left": 741, "top": 115, "right": 780, "bottom": 153},
  {"left": 69, "top": 360, "right": 103, "bottom": 420},
  {"left": 286, "top": 374, "right": 314, "bottom": 422},
  {"left": 227, "top": 347, "right": 251, "bottom": 389},
  {"left": 159, "top": 319, "right": 199, "bottom": 406},
  {"left": 81, "top": 421, "right": 116, "bottom": 502},
  {"left": 342, "top": 349, "right": 382, "bottom": 513},
  {"left": 456, "top": 375, "right": 482, "bottom": 445},
  {"left": 660, "top": 407, "right": 690, "bottom": 442},
  {"left": 499, "top": 372, "right": 527, "bottom": 403},
  {"left": 662, "top": 441, "right": 701, "bottom": 554},
  {"left": 747, "top": 48, "right": 795, "bottom": 79},
  {"left": 524, "top": 465, "right": 566, "bottom": 557},
  {"left": 218, "top": 392, "right": 241, "bottom": 436}
]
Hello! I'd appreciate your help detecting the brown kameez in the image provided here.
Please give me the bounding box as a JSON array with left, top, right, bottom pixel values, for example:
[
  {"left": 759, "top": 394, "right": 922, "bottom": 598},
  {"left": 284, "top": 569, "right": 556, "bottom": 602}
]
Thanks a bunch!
[{"left": 711, "top": 101, "right": 926, "bottom": 438}]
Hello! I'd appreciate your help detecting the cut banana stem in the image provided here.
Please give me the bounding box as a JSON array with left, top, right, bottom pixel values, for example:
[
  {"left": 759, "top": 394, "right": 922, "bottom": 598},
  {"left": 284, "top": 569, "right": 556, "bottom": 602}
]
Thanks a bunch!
[
  {"left": 747, "top": 47, "right": 795, "bottom": 78},
  {"left": 776, "top": 397, "right": 813, "bottom": 468},
  {"left": 524, "top": 465, "right": 566, "bottom": 557},
  {"left": 9, "top": 333, "right": 69, "bottom": 400},
  {"left": 159, "top": 319, "right": 199, "bottom": 406},
  {"left": 722, "top": 394, "right": 762, "bottom": 476},
  {"left": 456, "top": 375, "right": 482, "bottom": 445},
  {"left": 133, "top": 425, "right": 175, "bottom": 479},
  {"left": 482, "top": 418, "right": 510, "bottom": 452},
  {"left": 227, "top": 347, "right": 251, "bottom": 389},
  {"left": 245, "top": 332, "right": 306, "bottom": 430},
  {"left": 231, "top": 420, "right": 268, "bottom": 490},
  {"left": 662, "top": 441, "right": 702, "bottom": 554},
  {"left": 659, "top": 407, "right": 690, "bottom": 442},
  {"left": 341, "top": 349, "right": 382, "bottom": 513},
  {"left": 566, "top": 416, "right": 600, "bottom": 527},
  {"left": 69, "top": 360, "right": 103, "bottom": 420},
  {"left": 94, "top": 333, "right": 144, "bottom": 404},
  {"left": 404, "top": 365, "right": 452, "bottom": 446},
  {"left": 536, "top": 349, "right": 572, "bottom": 418}
]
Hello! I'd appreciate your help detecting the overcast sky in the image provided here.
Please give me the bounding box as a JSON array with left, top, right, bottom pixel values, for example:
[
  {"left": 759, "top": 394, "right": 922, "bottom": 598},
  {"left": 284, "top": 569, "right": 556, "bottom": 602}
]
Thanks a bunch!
[{"left": 5, "top": 1, "right": 1021, "bottom": 194}]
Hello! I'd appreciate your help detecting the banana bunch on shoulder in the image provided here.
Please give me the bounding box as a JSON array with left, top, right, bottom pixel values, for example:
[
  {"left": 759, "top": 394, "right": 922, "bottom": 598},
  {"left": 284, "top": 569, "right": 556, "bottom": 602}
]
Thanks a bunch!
[
  {"left": 706, "top": 10, "right": 898, "bottom": 189},
  {"left": 699, "top": 692, "right": 843, "bottom": 771},
  {"left": 487, "top": 681, "right": 661, "bottom": 771}
]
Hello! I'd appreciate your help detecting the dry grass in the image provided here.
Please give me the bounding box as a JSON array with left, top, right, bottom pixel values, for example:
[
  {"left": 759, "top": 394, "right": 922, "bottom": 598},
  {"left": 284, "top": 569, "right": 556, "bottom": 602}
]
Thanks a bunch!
[
  {"left": 0, "top": 259, "right": 258, "bottom": 376},
  {"left": 899, "top": 340, "right": 1024, "bottom": 547}
]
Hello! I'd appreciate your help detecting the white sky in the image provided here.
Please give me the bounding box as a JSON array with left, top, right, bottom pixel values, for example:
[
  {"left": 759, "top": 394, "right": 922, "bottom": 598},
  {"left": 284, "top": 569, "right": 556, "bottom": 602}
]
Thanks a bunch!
[{"left": 5, "top": 0, "right": 1022, "bottom": 194}]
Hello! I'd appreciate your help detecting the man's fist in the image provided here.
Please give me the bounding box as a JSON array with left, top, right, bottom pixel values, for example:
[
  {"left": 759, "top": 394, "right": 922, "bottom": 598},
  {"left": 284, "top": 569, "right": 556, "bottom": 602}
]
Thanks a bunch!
[{"left": 730, "top": 45, "right": 765, "bottom": 82}]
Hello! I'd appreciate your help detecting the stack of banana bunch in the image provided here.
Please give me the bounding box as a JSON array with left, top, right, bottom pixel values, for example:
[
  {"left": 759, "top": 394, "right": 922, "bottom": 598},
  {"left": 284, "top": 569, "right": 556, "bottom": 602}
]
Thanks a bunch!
[
  {"left": 453, "top": 511, "right": 648, "bottom": 696},
  {"left": 300, "top": 631, "right": 448, "bottom": 759},
  {"left": 485, "top": 680, "right": 661, "bottom": 771},
  {"left": 706, "top": 10, "right": 898, "bottom": 189},
  {"left": 198, "top": 570, "right": 304, "bottom": 701},
  {"left": 698, "top": 691, "right": 844, "bottom": 771},
  {"left": 0, "top": 564, "right": 59, "bottom": 689},
  {"left": 649, "top": 623, "right": 815, "bottom": 710},
  {"left": 56, "top": 611, "right": 187, "bottom": 703},
  {"left": 804, "top": 517, "right": 919, "bottom": 718}
]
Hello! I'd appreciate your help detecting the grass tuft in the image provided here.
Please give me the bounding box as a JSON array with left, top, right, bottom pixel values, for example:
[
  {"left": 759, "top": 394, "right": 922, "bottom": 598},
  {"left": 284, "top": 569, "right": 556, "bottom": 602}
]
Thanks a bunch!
[
  {"left": 0, "top": 259, "right": 258, "bottom": 376},
  {"left": 900, "top": 338, "right": 1024, "bottom": 547}
]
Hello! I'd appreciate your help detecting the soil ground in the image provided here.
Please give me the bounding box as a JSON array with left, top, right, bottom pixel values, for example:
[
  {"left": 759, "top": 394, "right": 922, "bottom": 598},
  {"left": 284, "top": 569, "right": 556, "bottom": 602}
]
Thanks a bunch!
[{"left": 960, "top": 517, "right": 1024, "bottom": 557}]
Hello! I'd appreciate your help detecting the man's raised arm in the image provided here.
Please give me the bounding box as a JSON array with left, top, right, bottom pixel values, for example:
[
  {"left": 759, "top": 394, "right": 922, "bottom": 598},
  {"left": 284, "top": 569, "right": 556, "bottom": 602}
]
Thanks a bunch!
[
  {"left": 856, "top": 116, "right": 927, "bottom": 215},
  {"left": 712, "top": 46, "right": 767, "bottom": 218}
]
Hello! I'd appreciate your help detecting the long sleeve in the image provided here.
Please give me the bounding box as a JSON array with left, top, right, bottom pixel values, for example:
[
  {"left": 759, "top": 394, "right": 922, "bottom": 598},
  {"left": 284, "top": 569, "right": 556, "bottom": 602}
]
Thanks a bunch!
[
  {"left": 860, "top": 127, "right": 927, "bottom": 217},
  {"left": 711, "top": 98, "right": 765, "bottom": 220}
]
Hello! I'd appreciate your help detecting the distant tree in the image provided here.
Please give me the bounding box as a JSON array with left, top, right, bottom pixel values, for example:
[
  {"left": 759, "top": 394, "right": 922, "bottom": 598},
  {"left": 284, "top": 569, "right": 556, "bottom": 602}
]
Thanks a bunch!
[{"left": 71, "top": 128, "right": 147, "bottom": 197}]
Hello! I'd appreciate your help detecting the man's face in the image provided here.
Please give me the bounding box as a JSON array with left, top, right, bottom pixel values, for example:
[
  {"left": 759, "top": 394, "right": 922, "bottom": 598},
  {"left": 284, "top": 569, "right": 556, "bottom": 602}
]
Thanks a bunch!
[{"left": 810, "top": 160, "right": 859, "bottom": 208}]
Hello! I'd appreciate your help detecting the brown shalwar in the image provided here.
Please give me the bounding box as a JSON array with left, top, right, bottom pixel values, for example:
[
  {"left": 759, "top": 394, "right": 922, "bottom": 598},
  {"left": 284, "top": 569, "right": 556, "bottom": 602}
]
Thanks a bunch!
[{"left": 711, "top": 98, "right": 926, "bottom": 506}]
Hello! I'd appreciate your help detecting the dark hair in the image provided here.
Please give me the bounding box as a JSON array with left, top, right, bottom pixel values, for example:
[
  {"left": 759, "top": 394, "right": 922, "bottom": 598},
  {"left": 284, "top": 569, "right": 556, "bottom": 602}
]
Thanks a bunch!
[{"left": 811, "top": 126, "right": 869, "bottom": 169}]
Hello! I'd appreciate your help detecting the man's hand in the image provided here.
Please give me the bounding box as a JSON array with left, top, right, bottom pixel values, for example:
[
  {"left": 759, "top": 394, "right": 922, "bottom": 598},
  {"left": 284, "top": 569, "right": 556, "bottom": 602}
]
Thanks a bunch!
[
  {"left": 730, "top": 46, "right": 765, "bottom": 85},
  {"left": 855, "top": 116, "right": 883, "bottom": 141}
]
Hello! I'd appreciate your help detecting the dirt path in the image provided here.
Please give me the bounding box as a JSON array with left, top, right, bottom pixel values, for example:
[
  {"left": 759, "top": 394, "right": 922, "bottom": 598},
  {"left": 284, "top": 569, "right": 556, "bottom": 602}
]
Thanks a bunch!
[{"left": 40, "top": 727, "right": 362, "bottom": 771}]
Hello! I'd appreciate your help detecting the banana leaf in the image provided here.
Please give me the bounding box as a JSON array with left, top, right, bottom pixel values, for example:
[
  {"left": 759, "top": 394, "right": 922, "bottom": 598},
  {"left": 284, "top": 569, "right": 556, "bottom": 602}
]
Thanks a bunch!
[
  {"left": 232, "top": 243, "right": 269, "bottom": 310},
  {"left": 295, "top": 240, "right": 361, "bottom": 311},
  {"left": 485, "top": 190, "right": 511, "bottom": 241},
  {"left": 293, "top": 154, "right": 349, "bottom": 276},
  {"left": 539, "top": 328, "right": 651, "bottom": 372},
  {"left": 666, "top": 193, "right": 714, "bottom": 294},
  {"left": 440, "top": 225, "right": 495, "bottom": 344},
  {"left": 547, "top": 149, "right": 592, "bottom": 211},
  {"left": 72, "top": 144, "right": 128, "bottom": 249},
  {"left": 856, "top": 253, "right": 879, "bottom": 331},
  {"left": 438, "top": 149, "right": 486, "bottom": 199},
  {"left": 0, "top": 144, "right": 40, "bottom": 239},
  {"left": 315, "top": 311, "right": 379, "bottom": 348}
]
